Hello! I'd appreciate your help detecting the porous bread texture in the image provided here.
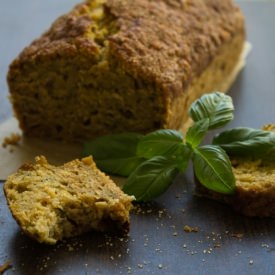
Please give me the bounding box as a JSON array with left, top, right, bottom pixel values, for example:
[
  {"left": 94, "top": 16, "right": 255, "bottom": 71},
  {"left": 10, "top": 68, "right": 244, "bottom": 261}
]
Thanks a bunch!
[
  {"left": 4, "top": 156, "right": 133, "bottom": 244},
  {"left": 195, "top": 125, "right": 275, "bottom": 217},
  {"left": 8, "top": 0, "right": 245, "bottom": 141}
]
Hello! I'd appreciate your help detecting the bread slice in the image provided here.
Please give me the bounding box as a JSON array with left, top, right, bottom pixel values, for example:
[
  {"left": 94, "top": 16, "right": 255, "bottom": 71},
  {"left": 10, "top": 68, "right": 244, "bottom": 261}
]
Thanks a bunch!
[
  {"left": 8, "top": 0, "right": 245, "bottom": 141},
  {"left": 195, "top": 125, "right": 275, "bottom": 217},
  {"left": 3, "top": 156, "right": 133, "bottom": 244}
]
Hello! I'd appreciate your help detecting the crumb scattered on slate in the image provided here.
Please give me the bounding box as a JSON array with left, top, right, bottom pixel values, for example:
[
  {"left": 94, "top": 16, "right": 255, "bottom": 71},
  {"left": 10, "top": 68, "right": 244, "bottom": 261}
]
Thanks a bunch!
[
  {"left": 183, "top": 225, "right": 199, "bottom": 233},
  {"left": 2, "top": 133, "right": 21, "bottom": 148},
  {"left": 3, "top": 190, "right": 268, "bottom": 273},
  {"left": 232, "top": 233, "right": 244, "bottom": 239}
]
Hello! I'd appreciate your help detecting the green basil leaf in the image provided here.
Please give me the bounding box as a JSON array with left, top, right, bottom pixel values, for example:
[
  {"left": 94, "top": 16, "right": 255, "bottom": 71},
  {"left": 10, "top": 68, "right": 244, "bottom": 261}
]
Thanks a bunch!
[
  {"left": 123, "top": 156, "right": 179, "bottom": 201},
  {"left": 137, "top": 129, "right": 183, "bottom": 159},
  {"left": 212, "top": 127, "right": 275, "bottom": 157},
  {"left": 193, "top": 145, "right": 235, "bottom": 194},
  {"left": 95, "top": 157, "right": 145, "bottom": 177},
  {"left": 82, "top": 133, "right": 144, "bottom": 176},
  {"left": 266, "top": 148, "right": 275, "bottom": 161},
  {"left": 174, "top": 144, "right": 193, "bottom": 172},
  {"left": 189, "top": 92, "right": 234, "bottom": 129},
  {"left": 186, "top": 119, "right": 210, "bottom": 148}
]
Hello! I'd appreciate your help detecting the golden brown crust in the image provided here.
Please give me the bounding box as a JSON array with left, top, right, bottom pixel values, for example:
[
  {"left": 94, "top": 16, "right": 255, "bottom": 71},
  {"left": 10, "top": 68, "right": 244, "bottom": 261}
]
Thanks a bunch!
[
  {"left": 4, "top": 156, "right": 134, "bottom": 244},
  {"left": 170, "top": 33, "right": 245, "bottom": 130},
  {"left": 11, "top": 4, "right": 98, "bottom": 64},
  {"left": 8, "top": 0, "right": 245, "bottom": 141},
  {"left": 107, "top": 0, "right": 245, "bottom": 97},
  {"left": 11, "top": 0, "right": 245, "bottom": 96}
]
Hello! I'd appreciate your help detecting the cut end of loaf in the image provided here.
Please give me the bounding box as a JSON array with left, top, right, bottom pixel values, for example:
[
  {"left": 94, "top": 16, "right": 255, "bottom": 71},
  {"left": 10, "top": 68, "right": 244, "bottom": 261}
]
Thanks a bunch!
[
  {"left": 195, "top": 125, "right": 275, "bottom": 217},
  {"left": 196, "top": 159, "right": 275, "bottom": 217},
  {"left": 231, "top": 158, "right": 275, "bottom": 217},
  {"left": 4, "top": 155, "right": 134, "bottom": 244}
]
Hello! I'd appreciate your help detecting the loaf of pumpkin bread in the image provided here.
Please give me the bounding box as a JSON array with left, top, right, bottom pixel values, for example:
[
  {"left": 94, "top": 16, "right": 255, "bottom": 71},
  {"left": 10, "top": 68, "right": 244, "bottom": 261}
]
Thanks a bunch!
[
  {"left": 8, "top": 0, "right": 245, "bottom": 141},
  {"left": 4, "top": 156, "right": 133, "bottom": 244},
  {"left": 195, "top": 125, "right": 275, "bottom": 217}
]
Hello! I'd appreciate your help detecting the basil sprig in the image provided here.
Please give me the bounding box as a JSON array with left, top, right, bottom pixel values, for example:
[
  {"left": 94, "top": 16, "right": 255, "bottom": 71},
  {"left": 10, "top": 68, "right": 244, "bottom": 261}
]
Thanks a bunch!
[
  {"left": 82, "top": 92, "right": 274, "bottom": 202},
  {"left": 185, "top": 93, "right": 236, "bottom": 195}
]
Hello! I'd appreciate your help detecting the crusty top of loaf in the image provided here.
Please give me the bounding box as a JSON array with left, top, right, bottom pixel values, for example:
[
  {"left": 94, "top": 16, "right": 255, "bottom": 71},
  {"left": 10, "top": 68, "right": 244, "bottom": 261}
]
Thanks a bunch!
[{"left": 11, "top": 0, "right": 245, "bottom": 97}]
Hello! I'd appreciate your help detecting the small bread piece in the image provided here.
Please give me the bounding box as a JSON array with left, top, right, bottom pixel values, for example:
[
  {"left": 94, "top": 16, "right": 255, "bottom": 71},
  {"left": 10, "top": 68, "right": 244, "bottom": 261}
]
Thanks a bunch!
[
  {"left": 196, "top": 159, "right": 275, "bottom": 217},
  {"left": 4, "top": 156, "right": 133, "bottom": 244},
  {"left": 195, "top": 125, "right": 275, "bottom": 217}
]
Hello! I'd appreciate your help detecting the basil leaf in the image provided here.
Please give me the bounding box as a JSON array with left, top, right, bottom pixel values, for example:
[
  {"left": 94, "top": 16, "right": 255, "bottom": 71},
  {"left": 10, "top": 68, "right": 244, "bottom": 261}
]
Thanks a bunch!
[
  {"left": 82, "top": 133, "right": 144, "bottom": 176},
  {"left": 123, "top": 156, "right": 179, "bottom": 201},
  {"left": 95, "top": 157, "right": 145, "bottom": 177},
  {"left": 137, "top": 129, "right": 183, "bottom": 159},
  {"left": 175, "top": 144, "right": 193, "bottom": 172},
  {"left": 212, "top": 128, "right": 275, "bottom": 157},
  {"left": 189, "top": 92, "right": 234, "bottom": 129},
  {"left": 186, "top": 119, "right": 210, "bottom": 148},
  {"left": 266, "top": 148, "right": 275, "bottom": 161},
  {"left": 193, "top": 145, "right": 235, "bottom": 194}
]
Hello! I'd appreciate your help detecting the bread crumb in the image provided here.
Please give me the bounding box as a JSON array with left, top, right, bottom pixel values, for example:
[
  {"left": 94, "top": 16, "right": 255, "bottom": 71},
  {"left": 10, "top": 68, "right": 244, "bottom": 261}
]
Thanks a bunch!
[
  {"left": 232, "top": 233, "right": 244, "bottom": 239},
  {"left": 261, "top": 243, "right": 269, "bottom": 248},
  {"left": 0, "top": 260, "right": 12, "bottom": 274},
  {"left": 2, "top": 133, "right": 21, "bottom": 148},
  {"left": 183, "top": 225, "right": 199, "bottom": 233},
  {"left": 262, "top": 124, "right": 275, "bottom": 131}
]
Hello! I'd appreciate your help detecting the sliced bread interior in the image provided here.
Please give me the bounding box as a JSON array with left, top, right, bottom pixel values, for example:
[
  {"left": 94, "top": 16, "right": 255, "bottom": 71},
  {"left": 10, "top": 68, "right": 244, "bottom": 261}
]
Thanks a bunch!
[{"left": 4, "top": 156, "right": 133, "bottom": 244}]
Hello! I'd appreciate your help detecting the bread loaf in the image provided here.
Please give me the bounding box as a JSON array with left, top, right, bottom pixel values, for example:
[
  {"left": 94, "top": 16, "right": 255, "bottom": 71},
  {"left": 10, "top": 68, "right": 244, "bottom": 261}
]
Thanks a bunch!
[
  {"left": 8, "top": 0, "right": 245, "bottom": 141},
  {"left": 4, "top": 156, "right": 133, "bottom": 244},
  {"left": 195, "top": 125, "right": 275, "bottom": 217}
]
